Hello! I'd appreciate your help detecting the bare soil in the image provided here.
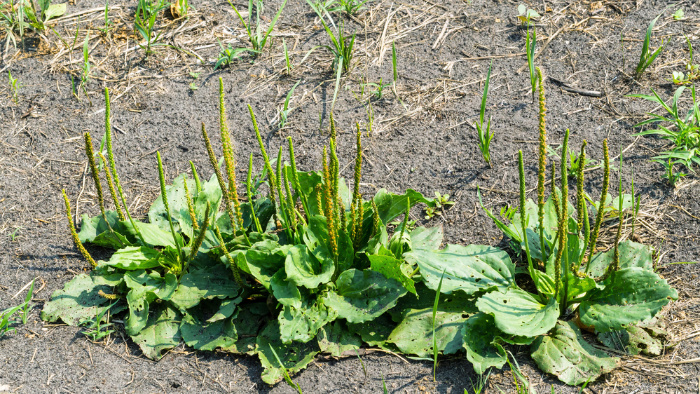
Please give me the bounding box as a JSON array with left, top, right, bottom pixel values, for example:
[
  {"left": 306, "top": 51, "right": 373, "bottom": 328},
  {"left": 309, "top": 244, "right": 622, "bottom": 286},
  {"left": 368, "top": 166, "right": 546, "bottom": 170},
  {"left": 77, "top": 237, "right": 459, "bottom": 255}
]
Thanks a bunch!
[{"left": 1, "top": 0, "right": 699, "bottom": 392}]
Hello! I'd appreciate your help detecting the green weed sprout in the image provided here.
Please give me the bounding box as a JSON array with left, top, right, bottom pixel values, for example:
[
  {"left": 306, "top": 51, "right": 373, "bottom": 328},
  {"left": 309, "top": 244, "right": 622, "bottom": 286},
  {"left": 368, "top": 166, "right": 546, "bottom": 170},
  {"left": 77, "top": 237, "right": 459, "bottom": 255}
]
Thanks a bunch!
[
  {"left": 215, "top": 40, "right": 254, "bottom": 69},
  {"left": 80, "top": 301, "right": 116, "bottom": 341},
  {"left": 7, "top": 69, "right": 20, "bottom": 102},
  {"left": 134, "top": 0, "right": 168, "bottom": 57},
  {"left": 672, "top": 36, "right": 699, "bottom": 85},
  {"left": 635, "top": 13, "right": 665, "bottom": 78},
  {"left": 98, "top": 0, "right": 111, "bottom": 37},
  {"left": 0, "top": 303, "right": 23, "bottom": 337},
  {"left": 283, "top": 38, "right": 293, "bottom": 74},
  {"left": 19, "top": 279, "right": 34, "bottom": 324},
  {"left": 517, "top": 4, "right": 540, "bottom": 25},
  {"left": 279, "top": 79, "right": 300, "bottom": 129},
  {"left": 661, "top": 158, "right": 687, "bottom": 187},
  {"left": 363, "top": 78, "right": 391, "bottom": 100},
  {"left": 525, "top": 24, "right": 537, "bottom": 100},
  {"left": 79, "top": 33, "right": 90, "bottom": 96},
  {"left": 475, "top": 62, "right": 494, "bottom": 167},
  {"left": 327, "top": 0, "right": 373, "bottom": 15},
  {"left": 629, "top": 85, "right": 700, "bottom": 173},
  {"left": 308, "top": 3, "right": 355, "bottom": 74},
  {"left": 228, "top": 0, "right": 288, "bottom": 56},
  {"left": 171, "top": 0, "right": 190, "bottom": 18}
]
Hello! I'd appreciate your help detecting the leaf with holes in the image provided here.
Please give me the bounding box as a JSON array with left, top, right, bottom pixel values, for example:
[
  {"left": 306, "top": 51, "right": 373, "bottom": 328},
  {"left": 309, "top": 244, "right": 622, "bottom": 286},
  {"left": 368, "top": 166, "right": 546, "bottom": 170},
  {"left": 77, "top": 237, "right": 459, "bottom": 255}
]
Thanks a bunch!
[
  {"left": 317, "top": 321, "right": 362, "bottom": 357},
  {"left": 476, "top": 288, "right": 558, "bottom": 337},
  {"left": 531, "top": 320, "right": 619, "bottom": 385},
  {"left": 586, "top": 241, "right": 654, "bottom": 278},
  {"left": 170, "top": 265, "right": 241, "bottom": 311},
  {"left": 278, "top": 292, "right": 337, "bottom": 344},
  {"left": 130, "top": 303, "right": 182, "bottom": 361},
  {"left": 406, "top": 244, "right": 514, "bottom": 295},
  {"left": 462, "top": 312, "right": 508, "bottom": 375},
  {"left": 388, "top": 308, "right": 470, "bottom": 358},
  {"left": 257, "top": 320, "right": 320, "bottom": 385},
  {"left": 369, "top": 254, "right": 416, "bottom": 295},
  {"left": 180, "top": 313, "right": 237, "bottom": 351},
  {"left": 579, "top": 268, "right": 678, "bottom": 332},
  {"left": 98, "top": 246, "right": 162, "bottom": 270},
  {"left": 322, "top": 269, "right": 407, "bottom": 323},
  {"left": 285, "top": 243, "right": 334, "bottom": 290},
  {"left": 597, "top": 324, "right": 663, "bottom": 356}
]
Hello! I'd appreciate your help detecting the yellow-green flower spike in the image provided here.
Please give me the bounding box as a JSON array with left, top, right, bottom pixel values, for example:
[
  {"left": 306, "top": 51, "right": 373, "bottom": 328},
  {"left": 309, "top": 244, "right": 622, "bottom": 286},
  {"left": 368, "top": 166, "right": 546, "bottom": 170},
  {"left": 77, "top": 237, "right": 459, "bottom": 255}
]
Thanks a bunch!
[
  {"left": 352, "top": 124, "right": 364, "bottom": 247},
  {"left": 337, "top": 195, "right": 346, "bottom": 232},
  {"left": 62, "top": 190, "right": 96, "bottom": 268},
  {"left": 157, "top": 151, "right": 183, "bottom": 259},
  {"left": 202, "top": 123, "right": 237, "bottom": 231},
  {"left": 550, "top": 163, "right": 560, "bottom": 223},
  {"left": 214, "top": 223, "right": 244, "bottom": 286},
  {"left": 322, "top": 146, "right": 338, "bottom": 260},
  {"left": 248, "top": 104, "right": 277, "bottom": 204},
  {"left": 536, "top": 67, "right": 547, "bottom": 260},
  {"left": 518, "top": 150, "right": 534, "bottom": 274},
  {"left": 218, "top": 77, "right": 244, "bottom": 231},
  {"left": 190, "top": 161, "right": 202, "bottom": 192},
  {"left": 183, "top": 177, "right": 199, "bottom": 231},
  {"left": 612, "top": 150, "right": 625, "bottom": 273},
  {"left": 576, "top": 141, "right": 587, "bottom": 233},
  {"left": 585, "top": 139, "right": 610, "bottom": 275},
  {"left": 288, "top": 137, "right": 309, "bottom": 219},
  {"left": 104, "top": 87, "right": 126, "bottom": 221},
  {"left": 98, "top": 152, "right": 123, "bottom": 218},
  {"left": 84, "top": 132, "right": 107, "bottom": 221},
  {"left": 188, "top": 202, "right": 211, "bottom": 268},
  {"left": 247, "top": 153, "right": 262, "bottom": 233},
  {"left": 560, "top": 129, "right": 570, "bottom": 219},
  {"left": 329, "top": 138, "right": 340, "bottom": 223},
  {"left": 371, "top": 199, "right": 381, "bottom": 237},
  {"left": 283, "top": 162, "right": 297, "bottom": 230}
]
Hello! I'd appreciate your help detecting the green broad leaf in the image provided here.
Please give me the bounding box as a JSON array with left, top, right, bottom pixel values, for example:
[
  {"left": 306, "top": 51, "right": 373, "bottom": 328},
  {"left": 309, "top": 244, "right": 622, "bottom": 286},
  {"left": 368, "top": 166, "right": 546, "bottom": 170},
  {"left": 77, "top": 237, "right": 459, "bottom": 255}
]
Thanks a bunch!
[
  {"left": 278, "top": 294, "right": 337, "bottom": 344},
  {"left": 43, "top": 3, "right": 66, "bottom": 21},
  {"left": 270, "top": 270, "right": 302, "bottom": 309},
  {"left": 597, "top": 324, "right": 663, "bottom": 356},
  {"left": 462, "top": 313, "right": 507, "bottom": 375},
  {"left": 235, "top": 240, "right": 289, "bottom": 290},
  {"left": 41, "top": 272, "right": 125, "bottom": 326},
  {"left": 170, "top": 266, "right": 241, "bottom": 311},
  {"left": 373, "top": 189, "right": 436, "bottom": 225},
  {"left": 317, "top": 321, "right": 361, "bottom": 357},
  {"left": 579, "top": 267, "right": 678, "bottom": 332},
  {"left": 302, "top": 216, "right": 335, "bottom": 268},
  {"left": 406, "top": 244, "right": 514, "bottom": 295},
  {"left": 531, "top": 320, "right": 618, "bottom": 386},
  {"left": 346, "top": 313, "right": 396, "bottom": 347},
  {"left": 130, "top": 303, "right": 182, "bottom": 361},
  {"left": 388, "top": 308, "right": 469, "bottom": 358},
  {"left": 388, "top": 228, "right": 412, "bottom": 258},
  {"left": 587, "top": 240, "right": 654, "bottom": 278},
  {"left": 123, "top": 270, "right": 177, "bottom": 301},
  {"left": 180, "top": 313, "right": 237, "bottom": 351},
  {"left": 336, "top": 228, "right": 355, "bottom": 273},
  {"left": 125, "top": 285, "right": 156, "bottom": 335},
  {"left": 98, "top": 246, "right": 162, "bottom": 270},
  {"left": 409, "top": 225, "right": 444, "bottom": 251},
  {"left": 77, "top": 211, "right": 131, "bottom": 249},
  {"left": 566, "top": 274, "right": 597, "bottom": 302},
  {"left": 390, "top": 282, "right": 478, "bottom": 322},
  {"left": 369, "top": 254, "right": 416, "bottom": 295},
  {"left": 120, "top": 221, "right": 182, "bottom": 248},
  {"left": 257, "top": 320, "right": 320, "bottom": 385},
  {"left": 222, "top": 302, "right": 269, "bottom": 355},
  {"left": 285, "top": 243, "right": 334, "bottom": 289},
  {"left": 476, "top": 288, "right": 559, "bottom": 337},
  {"left": 293, "top": 170, "right": 324, "bottom": 217},
  {"left": 322, "top": 269, "right": 407, "bottom": 323},
  {"left": 207, "top": 297, "right": 242, "bottom": 323}
]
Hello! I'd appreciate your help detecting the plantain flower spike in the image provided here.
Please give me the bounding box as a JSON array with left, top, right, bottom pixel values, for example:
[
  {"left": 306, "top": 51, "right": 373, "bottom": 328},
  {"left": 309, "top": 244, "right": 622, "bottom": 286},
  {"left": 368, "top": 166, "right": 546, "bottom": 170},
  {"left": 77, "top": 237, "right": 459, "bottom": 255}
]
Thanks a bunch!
[
  {"left": 518, "top": 150, "right": 534, "bottom": 272},
  {"left": 183, "top": 177, "right": 199, "bottom": 231},
  {"left": 536, "top": 67, "right": 547, "bottom": 258},
  {"left": 98, "top": 152, "right": 121, "bottom": 217},
  {"left": 249, "top": 105, "right": 277, "bottom": 205},
  {"left": 371, "top": 200, "right": 381, "bottom": 237},
  {"left": 104, "top": 87, "right": 126, "bottom": 221},
  {"left": 550, "top": 163, "right": 560, "bottom": 223},
  {"left": 202, "top": 122, "right": 236, "bottom": 229},
  {"left": 190, "top": 161, "right": 202, "bottom": 192},
  {"left": 585, "top": 139, "right": 610, "bottom": 275},
  {"left": 218, "top": 78, "right": 244, "bottom": 231},
  {"left": 575, "top": 141, "right": 587, "bottom": 233},
  {"left": 247, "top": 153, "right": 262, "bottom": 233},
  {"left": 287, "top": 137, "right": 308, "bottom": 217},
  {"left": 84, "top": 132, "right": 107, "bottom": 222},
  {"left": 62, "top": 190, "right": 97, "bottom": 268},
  {"left": 352, "top": 124, "right": 364, "bottom": 247},
  {"left": 215, "top": 224, "right": 244, "bottom": 286},
  {"left": 322, "top": 146, "right": 338, "bottom": 260},
  {"left": 188, "top": 202, "right": 211, "bottom": 265}
]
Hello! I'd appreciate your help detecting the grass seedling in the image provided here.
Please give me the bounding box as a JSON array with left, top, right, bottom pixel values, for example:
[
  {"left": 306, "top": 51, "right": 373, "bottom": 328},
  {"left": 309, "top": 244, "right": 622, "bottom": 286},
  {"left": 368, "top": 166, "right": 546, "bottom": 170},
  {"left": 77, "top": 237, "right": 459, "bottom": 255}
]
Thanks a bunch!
[
  {"left": 506, "top": 353, "right": 532, "bottom": 394},
  {"left": 475, "top": 62, "right": 494, "bottom": 167},
  {"left": 79, "top": 33, "right": 90, "bottom": 95},
  {"left": 7, "top": 69, "right": 20, "bottom": 102},
  {"left": 214, "top": 40, "right": 254, "bottom": 69},
  {"left": 635, "top": 13, "right": 665, "bottom": 78},
  {"left": 80, "top": 302, "right": 116, "bottom": 341},
  {"left": 98, "top": 0, "right": 111, "bottom": 37},
  {"left": 171, "top": 0, "right": 190, "bottom": 18},
  {"left": 425, "top": 191, "right": 455, "bottom": 219},
  {"left": 363, "top": 78, "right": 391, "bottom": 100},
  {"left": 392, "top": 40, "right": 398, "bottom": 84},
  {"left": 269, "top": 345, "right": 303, "bottom": 393},
  {"left": 20, "top": 279, "right": 34, "bottom": 324},
  {"left": 134, "top": 0, "right": 168, "bottom": 57},
  {"left": 525, "top": 24, "right": 537, "bottom": 100},
  {"left": 327, "top": 0, "right": 373, "bottom": 15},
  {"left": 228, "top": 0, "right": 288, "bottom": 57},
  {"left": 188, "top": 72, "right": 199, "bottom": 90},
  {"left": 629, "top": 85, "right": 700, "bottom": 172},
  {"left": 547, "top": 143, "right": 600, "bottom": 175},
  {"left": 432, "top": 270, "right": 446, "bottom": 382},
  {"left": 661, "top": 159, "right": 686, "bottom": 187},
  {"left": 382, "top": 374, "right": 388, "bottom": 393},
  {"left": 283, "top": 38, "right": 292, "bottom": 74},
  {"left": 279, "top": 79, "right": 300, "bottom": 129},
  {"left": 466, "top": 370, "right": 491, "bottom": 394},
  {"left": 0, "top": 304, "right": 23, "bottom": 337},
  {"left": 308, "top": 4, "right": 355, "bottom": 74}
]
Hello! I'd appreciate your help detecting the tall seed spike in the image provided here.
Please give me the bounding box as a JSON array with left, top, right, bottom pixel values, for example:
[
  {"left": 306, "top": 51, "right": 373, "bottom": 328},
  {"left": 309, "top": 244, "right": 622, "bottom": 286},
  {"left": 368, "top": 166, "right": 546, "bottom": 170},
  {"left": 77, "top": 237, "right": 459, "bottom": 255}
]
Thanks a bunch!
[
  {"left": 190, "top": 161, "right": 202, "bottom": 192},
  {"left": 218, "top": 77, "right": 244, "bottom": 231},
  {"left": 202, "top": 122, "right": 237, "bottom": 230},
  {"left": 157, "top": 152, "right": 183, "bottom": 259},
  {"left": 283, "top": 162, "right": 297, "bottom": 230},
  {"left": 188, "top": 202, "right": 211, "bottom": 265},
  {"left": 518, "top": 150, "right": 535, "bottom": 274},
  {"left": 84, "top": 132, "right": 107, "bottom": 221},
  {"left": 287, "top": 137, "right": 309, "bottom": 218},
  {"left": 248, "top": 105, "right": 277, "bottom": 204},
  {"left": 104, "top": 87, "right": 126, "bottom": 221},
  {"left": 322, "top": 146, "right": 331, "bottom": 219},
  {"left": 98, "top": 152, "right": 123, "bottom": 218},
  {"left": 275, "top": 147, "right": 291, "bottom": 235},
  {"left": 350, "top": 201, "right": 357, "bottom": 241},
  {"left": 337, "top": 195, "right": 346, "bottom": 232},
  {"left": 62, "top": 189, "right": 97, "bottom": 268},
  {"left": 321, "top": 146, "right": 338, "bottom": 260},
  {"left": 371, "top": 199, "right": 381, "bottom": 237},
  {"left": 576, "top": 141, "right": 587, "bottom": 233},
  {"left": 536, "top": 67, "right": 547, "bottom": 261},
  {"left": 214, "top": 224, "right": 244, "bottom": 286},
  {"left": 550, "top": 163, "right": 560, "bottom": 223},
  {"left": 183, "top": 178, "right": 199, "bottom": 231},
  {"left": 330, "top": 138, "right": 340, "bottom": 224},
  {"left": 585, "top": 139, "right": 610, "bottom": 275},
  {"left": 352, "top": 124, "right": 364, "bottom": 247},
  {"left": 314, "top": 184, "right": 324, "bottom": 217},
  {"left": 612, "top": 149, "right": 625, "bottom": 272},
  {"left": 560, "top": 129, "right": 570, "bottom": 219},
  {"left": 247, "top": 153, "right": 262, "bottom": 233}
]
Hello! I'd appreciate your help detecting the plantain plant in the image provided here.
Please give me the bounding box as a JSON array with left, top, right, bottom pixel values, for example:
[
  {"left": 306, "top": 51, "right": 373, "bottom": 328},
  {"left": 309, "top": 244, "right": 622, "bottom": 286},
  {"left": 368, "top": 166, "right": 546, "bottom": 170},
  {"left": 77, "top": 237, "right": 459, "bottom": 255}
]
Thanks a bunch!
[{"left": 463, "top": 69, "right": 678, "bottom": 385}]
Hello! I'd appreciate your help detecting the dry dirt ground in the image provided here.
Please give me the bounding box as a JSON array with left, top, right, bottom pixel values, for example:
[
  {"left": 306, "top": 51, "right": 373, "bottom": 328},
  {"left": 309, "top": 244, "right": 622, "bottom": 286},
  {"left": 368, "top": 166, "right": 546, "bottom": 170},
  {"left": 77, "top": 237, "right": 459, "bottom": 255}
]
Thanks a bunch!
[{"left": 1, "top": 0, "right": 699, "bottom": 392}]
